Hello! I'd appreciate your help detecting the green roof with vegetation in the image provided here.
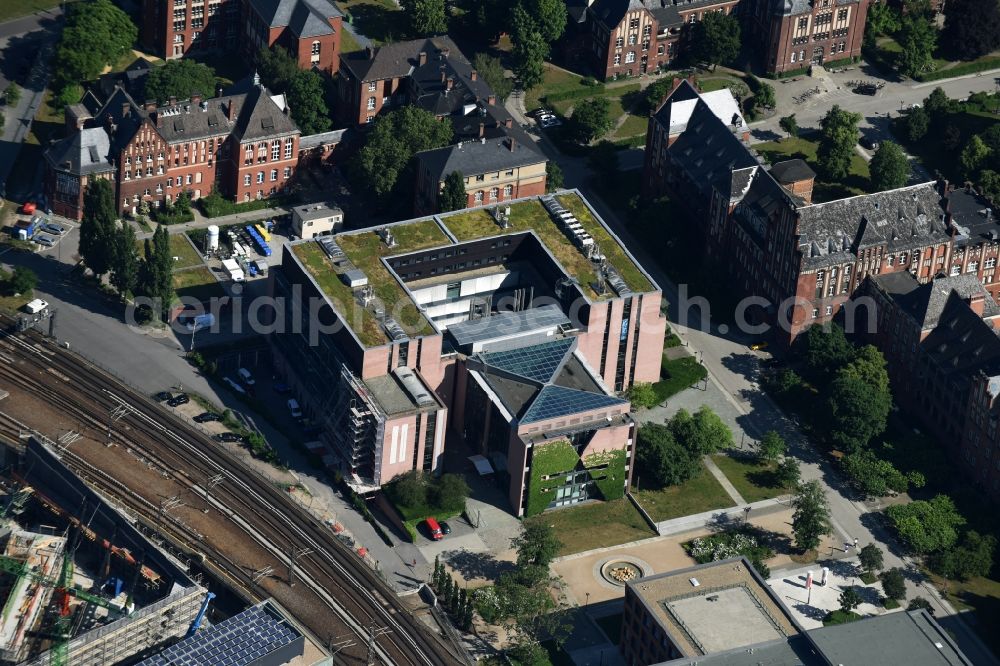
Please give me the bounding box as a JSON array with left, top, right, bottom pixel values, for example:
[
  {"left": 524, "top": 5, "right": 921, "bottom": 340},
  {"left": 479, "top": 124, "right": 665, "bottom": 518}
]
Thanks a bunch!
[
  {"left": 291, "top": 219, "right": 448, "bottom": 347},
  {"left": 440, "top": 193, "right": 652, "bottom": 300},
  {"left": 291, "top": 192, "right": 657, "bottom": 346}
]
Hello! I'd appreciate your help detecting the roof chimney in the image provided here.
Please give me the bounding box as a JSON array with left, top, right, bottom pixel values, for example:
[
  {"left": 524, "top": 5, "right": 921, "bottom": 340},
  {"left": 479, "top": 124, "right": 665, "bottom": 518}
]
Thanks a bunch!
[
  {"left": 144, "top": 99, "right": 157, "bottom": 112},
  {"left": 418, "top": 50, "right": 427, "bottom": 66},
  {"left": 366, "top": 45, "right": 375, "bottom": 60},
  {"left": 479, "top": 121, "right": 485, "bottom": 138},
  {"left": 446, "top": 76, "right": 454, "bottom": 91},
  {"left": 470, "top": 69, "right": 477, "bottom": 81},
  {"left": 227, "top": 99, "right": 237, "bottom": 121},
  {"left": 191, "top": 92, "right": 202, "bottom": 105},
  {"left": 168, "top": 96, "right": 177, "bottom": 106},
  {"left": 507, "top": 136, "right": 516, "bottom": 152},
  {"left": 122, "top": 102, "right": 131, "bottom": 117},
  {"left": 505, "top": 117, "right": 513, "bottom": 129}
]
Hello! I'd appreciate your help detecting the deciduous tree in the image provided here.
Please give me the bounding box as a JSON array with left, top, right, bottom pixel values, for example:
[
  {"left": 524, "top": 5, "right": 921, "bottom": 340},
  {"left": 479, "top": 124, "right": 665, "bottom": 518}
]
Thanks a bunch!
[
  {"left": 545, "top": 162, "right": 563, "bottom": 192},
  {"left": 80, "top": 179, "right": 117, "bottom": 277},
  {"left": 472, "top": 53, "right": 513, "bottom": 102},
  {"left": 433, "top": 473, "right": 470, "bottom": 512},
  {"left": 8, "top": 267, "right": 36, "bottom": 295},
  {"left": 865, "top": 1, "right": 901, "bottom": 39},
  {"left": 571, "top": 97, "right": 613, "bottom": 143},
  {"left": 109, "top": 222, "right": 139, "bottom": 296},
  {"left": 354, "top": 107, "right": 453, "bottom": 198},
  {"left": 690, "top": 12, "right": 741, "bottom": 67},
  {"left": 775, "top": 458, "right": 801, "bottom": 487},
  {"left": 143, "top": 59, "right": 218, "bottom": 104},
  {"left": 941, "top": 0, "right": 1000, "bottom": 60},
  {"left": 960, "top": 135, "right": 991, "bottom": 181},
  {"left": 521, "top": 0, "right": 567, "bottom": 43},
  {"left": 885, "top": 494, "right": 965, "bottom": 555},
  {"left": 870, "top": 140, "right": 911, "bottom": 191},
  {"left": 287, "top": 70, "right": 332, "bottom": 135},
  {"left": 403, "top": 0, "right": 448, "bottom": 36},
  {"left": 257, "top": 46, "right": 300, "bottom": 94},
  {"left": 512, "top": 27, "right": 548, "bottom": 91},
  {"left": 52, "top": 0, "right": 137, "bottom": 96},
  {"left": 4, "top": 83, "right": 20, "bottom": 106},
  {"left": 792, "top": 480, "right": 832, "bottom": 552},
  {"left": 636, "top": 423, "right": 700, "bottom": 487},
  {"left": 758, "top": 431, "right": 786, "bottom": 463},
  {"left": 904, "top": 107, "right": 929, "bottom": 141},
  {"left": 838, "top": 587, "right": 862, "bottom": 612},
  {"left": 513, "top": 521, "right": 561, "bottom": 570},
  {"left": 827, "top": 346, "right": 891, "bottom": 452},
  {"left": 931, "top": 530, "right": 996, "bottom": 580},
  {"left": 439, "top": 171, "right": 467, "bottom": 212},
  {"left": 804, "top": 323, "right": 854, "bottom": 376},
  {"left": 754, "top": 81, "right": 775, "bottom": 109},
  {"left": 908, "top": 597, "right": 934, "bottom": 615},
  {"left": 779, "top": 114, "right": 798, "bottom": 137},
  {"left": 897, "top": 15, "right": 937, "bottom": 78},
  {"left": 880, "top": 568, "right": 907, "bottom": 601},
  {"left": 859, "top": 543, "right": 884, "bottom": 575},
  {"left": 817, "top": 105, "right": 861, "bottom": 181}
]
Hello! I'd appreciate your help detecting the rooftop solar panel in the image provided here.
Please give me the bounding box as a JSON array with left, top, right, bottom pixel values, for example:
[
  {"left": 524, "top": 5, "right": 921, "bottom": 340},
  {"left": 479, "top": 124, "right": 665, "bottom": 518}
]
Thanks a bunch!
[
  {"left": 520, "top": 385, "right": 627, "bottom": 424},
  {"left": 447, "top": 305, "right": 571, "bottom": 347},
  {"left": 478, "top": 337, "right": 574, "bottom": 384}
]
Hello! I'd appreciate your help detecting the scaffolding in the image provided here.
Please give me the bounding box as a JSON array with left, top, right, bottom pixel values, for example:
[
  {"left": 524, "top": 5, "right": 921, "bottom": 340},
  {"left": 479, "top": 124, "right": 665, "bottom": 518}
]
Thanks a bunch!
[{"left": 331, "top": 367, "right": 385, "bottom": 490}]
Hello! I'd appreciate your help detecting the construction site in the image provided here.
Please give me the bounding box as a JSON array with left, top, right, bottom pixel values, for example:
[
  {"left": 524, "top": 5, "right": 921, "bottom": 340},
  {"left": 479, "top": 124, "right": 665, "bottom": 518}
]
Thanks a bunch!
[{"left": 0, "top": 434, "right": 205, "bottom": 666}]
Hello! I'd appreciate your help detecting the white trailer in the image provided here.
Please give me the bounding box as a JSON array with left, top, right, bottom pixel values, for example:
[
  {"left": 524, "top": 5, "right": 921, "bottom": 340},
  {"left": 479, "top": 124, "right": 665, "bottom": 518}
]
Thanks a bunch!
[{"left": 222, "top": 258, "right": 245, "bottom": 282}]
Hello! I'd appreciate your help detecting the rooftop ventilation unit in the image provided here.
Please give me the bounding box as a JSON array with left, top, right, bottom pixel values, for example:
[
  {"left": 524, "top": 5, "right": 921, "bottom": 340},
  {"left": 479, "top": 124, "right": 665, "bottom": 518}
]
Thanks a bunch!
[
  {"left": 378, "top": 227, "right": 396, "bottom": 248},
  {"left": 394, "top": 367, "right": 435, "bottom": 406}
]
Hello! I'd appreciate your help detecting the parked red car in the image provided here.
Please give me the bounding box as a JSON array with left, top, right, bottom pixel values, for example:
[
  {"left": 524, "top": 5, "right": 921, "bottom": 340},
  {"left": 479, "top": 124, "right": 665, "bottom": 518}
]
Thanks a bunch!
[
  {"left": 424, "top": 517, "right": 443, "bottom": 541},
  {"left": 21, "top": 202, "right": 36, "bottom": 214}
]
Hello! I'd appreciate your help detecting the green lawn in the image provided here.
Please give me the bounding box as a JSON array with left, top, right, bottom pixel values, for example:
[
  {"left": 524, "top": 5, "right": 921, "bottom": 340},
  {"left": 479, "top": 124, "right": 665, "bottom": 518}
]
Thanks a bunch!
[
  {"left": 894, "top": 102, "right": 999, "bottom": 184},
  {"left": 753, "top": 136, "right": 870, "bottom": 202},
  {"left": 927, "top": 571, "right": 1000, "bottom": 656},
  {"left": 170, "top": 234, "right": 204, "bottom": 270},
  {"left": 0, "top": 0, "right": 59, "bottom": 23},
  {"left": 335, "top": 0, "right": 407, "bottom": 46},
  {"left": 615, "top": 112, "right": 650, "bottom": 139},
  {"left": 531, "top": 498, "right": 655, "bottom": 556},
  {"left": 651, "top": 356, "right": 708, "bottom": 403},
  {"left": 525, "top": 64, "right": 587, "bottom": 112},
  {"left": 632, "top": 462, "right": 734, "bottom": 522},
  {"left": 711, "top": 454, "right": 794, "bottom": 503},
  {"left": 172, "top": 266, "right": 223, "bottom": 302}
]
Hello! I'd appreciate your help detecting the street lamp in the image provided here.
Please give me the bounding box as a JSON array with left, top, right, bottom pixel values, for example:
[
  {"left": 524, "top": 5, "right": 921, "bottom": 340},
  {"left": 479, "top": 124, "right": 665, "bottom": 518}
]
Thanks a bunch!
[{"left": 585, "top": 592, "right": 590, "bottom": 606}]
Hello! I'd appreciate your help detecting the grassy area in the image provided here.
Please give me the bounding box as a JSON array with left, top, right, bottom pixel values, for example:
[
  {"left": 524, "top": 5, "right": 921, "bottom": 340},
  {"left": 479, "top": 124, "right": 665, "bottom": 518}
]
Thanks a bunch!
[
  {"left": 292, "top": 220, "right": 446, "bottom": 346},
  {"left": 753, "top": 136, "right": 870, "bottom": 202},
  {"left": 531, "top": 498, "right": 655, "bottom": 556},
  {"left": 614, "top": 112, "right": 650, "bottom": 139},
  {"left": 632, "top": 462, "right": 734, "bottom": 522},
  {"left": 170, "top": 234, "right": 204, "bottom": 269},
  {"left": 823, "top": 610, "right": 862, "bottom": 626},
  {"left": 651, "top": 355, "right": 708, "bottom": 403},
  {"left": 525, "top": 64, "right": 587, "bottom": 112},
  {"left": 443, "top": 196, "right": 652, "bottom": 300},
  {"left": 927, "top": 571, "right": 1000, "bottom": 655},
  {"left": 0, "top": 0, "right": 59, "bottom": 23},
  {"left": 711, "top": 454, "right": 794, "bottom": 503},
  {"left": 664, "top": 329, "right": 682, "bottom": 348},
  {"left": 172, "top": 266, "right": 223, "bottom": 302}
]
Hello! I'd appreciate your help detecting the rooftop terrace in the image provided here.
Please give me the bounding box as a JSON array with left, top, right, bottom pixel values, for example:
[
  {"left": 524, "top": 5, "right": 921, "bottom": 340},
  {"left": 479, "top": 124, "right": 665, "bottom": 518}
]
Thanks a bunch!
[{"left": 288, "top": 192, "right": 656, "bottom": 348}]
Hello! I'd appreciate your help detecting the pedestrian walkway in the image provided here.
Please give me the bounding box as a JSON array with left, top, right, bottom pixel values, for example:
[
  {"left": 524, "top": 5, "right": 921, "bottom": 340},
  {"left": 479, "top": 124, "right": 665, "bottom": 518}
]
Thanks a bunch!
[
  {"left": 703, "top": 454, "right": 746, "bottom": 505},
  {"left": 136, "top": 205, "right": 288, "bottom": 240}
]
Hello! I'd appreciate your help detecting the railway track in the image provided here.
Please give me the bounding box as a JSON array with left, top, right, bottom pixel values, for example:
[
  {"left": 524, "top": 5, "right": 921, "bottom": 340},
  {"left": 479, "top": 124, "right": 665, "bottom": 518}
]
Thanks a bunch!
[{"left": 0, "top": 325, "right": 461, "bottom": 666}]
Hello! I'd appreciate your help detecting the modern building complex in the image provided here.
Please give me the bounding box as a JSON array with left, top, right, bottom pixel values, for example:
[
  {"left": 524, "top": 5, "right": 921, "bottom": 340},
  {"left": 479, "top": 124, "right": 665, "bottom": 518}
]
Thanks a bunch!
[
  {"left": 44, "top": 76, "right": 300, "bottom": 220},
  {"left": 272, "top": 191, "right": 665, "bottom": 515},
  {"left": 858, "top": 270, "right": 1000, "bottom": 500},
  {"left": 571, "top": 0, "right": 867, "bottom": 79},
  {"left": 413, "top": 134, "right": 548, "bottom": 215},
  {"left": 642, "top": 79, "right": 958, "bottom": 344},
  {"left": 140, "top": 0, "right": 343, "bottom": 73},
  {"left": 622, "top": 559, "right": 972, "bottom": 665}
]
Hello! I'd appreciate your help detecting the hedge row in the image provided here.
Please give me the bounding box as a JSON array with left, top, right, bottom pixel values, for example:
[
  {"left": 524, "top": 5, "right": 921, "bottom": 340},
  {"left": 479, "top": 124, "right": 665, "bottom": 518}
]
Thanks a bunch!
[
  {"left": 768, "top": 66, "right": 811, "bottom": 80},
  {"left": 822, "top": 56, "right": 861, "bottom": 70},
  {"left": 915, "top": 57, "right": 1000, "bottom": 82}
]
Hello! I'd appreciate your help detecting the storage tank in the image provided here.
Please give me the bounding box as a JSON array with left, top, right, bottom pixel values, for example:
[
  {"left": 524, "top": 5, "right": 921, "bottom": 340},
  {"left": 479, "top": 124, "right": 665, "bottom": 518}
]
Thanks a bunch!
[{"left": 206, "top": 225, "right": 220, "bottom": 251}]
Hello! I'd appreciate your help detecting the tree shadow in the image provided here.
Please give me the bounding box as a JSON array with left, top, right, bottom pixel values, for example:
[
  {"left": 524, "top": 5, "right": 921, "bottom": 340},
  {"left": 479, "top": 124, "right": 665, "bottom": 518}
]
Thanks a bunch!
[
  {"left": 823, "top": 558, "right": 859, "bottom": 579},
  {"left": 719, "top": 351, "right": 760, "bottom": 384},
  {"left": 751, "top": 128, "right": 783, "bottom": 142},
  {"left": 792, "top": 602, "right": 829, "bottom": 621},
  {"left": 442, "top": 549, "right": 515, "bottom": 582}
]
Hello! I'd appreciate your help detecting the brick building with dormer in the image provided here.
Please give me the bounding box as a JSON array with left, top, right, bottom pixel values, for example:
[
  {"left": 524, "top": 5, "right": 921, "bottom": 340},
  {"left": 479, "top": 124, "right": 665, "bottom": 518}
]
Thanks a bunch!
[{"left": 44, "top": 77, "right": 300, "bottom": 220}]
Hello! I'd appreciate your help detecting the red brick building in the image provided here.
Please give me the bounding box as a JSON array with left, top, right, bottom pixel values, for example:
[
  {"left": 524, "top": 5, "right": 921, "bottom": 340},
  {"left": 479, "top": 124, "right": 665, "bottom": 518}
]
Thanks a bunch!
[
  {"left": 140, "top": 0, "right": 342, "bottom": 73},
  {"left": 45, "top": 79, "right": 300, "bottom": 219},
  {"left": 337, "top": 36, "right": 494, "bottom": 126},
  {"left": 643, "top": 80, "right": 955, "bottom": 344},
  {"left": 746, "top": 0, "right": 869, "bottom": 74},
  {"left": 859, "top": 271, "right": 1000, "bottom": 500},
  {"left": 582, "top": 0, "right": 868, "bottom": 79}
]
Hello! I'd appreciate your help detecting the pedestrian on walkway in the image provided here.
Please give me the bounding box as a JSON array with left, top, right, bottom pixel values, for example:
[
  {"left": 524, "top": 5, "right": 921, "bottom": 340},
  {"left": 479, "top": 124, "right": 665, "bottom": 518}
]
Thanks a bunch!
[{"left": 853, "top": 537, "right": 858, "bottom": 549}]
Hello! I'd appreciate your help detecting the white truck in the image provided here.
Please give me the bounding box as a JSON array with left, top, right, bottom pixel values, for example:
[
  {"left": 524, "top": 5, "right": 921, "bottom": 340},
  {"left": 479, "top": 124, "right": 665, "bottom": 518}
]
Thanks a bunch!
[
  {"left": 24, "top": 299, "right": 48, "bottom": 314},
  {"left": 222, "top": 258, "right": 245, "bottom": 282}
]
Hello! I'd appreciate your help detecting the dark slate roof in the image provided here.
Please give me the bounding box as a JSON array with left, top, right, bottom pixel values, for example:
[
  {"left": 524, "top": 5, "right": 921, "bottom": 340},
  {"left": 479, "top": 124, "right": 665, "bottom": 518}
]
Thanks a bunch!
[
  {"left": 768, "top": 0, "right": 860, "bottom": 16},
  {"left": 410, "top": 48, "right": 494, "bottom": 118},
  {"left": 873, "top": 272, "right": 1000, "bottom": 331},
  {"left": 44, "top": 127, "right": 115, "bottom": 176},
  {"left": 796, "top": 182, "right": 949, "bottom": 270},
  {"left": 232, "top": 84, "right": 299, "bottom": 142},
  {"left": 416, "top": 135, "right": 545, "bottom": 181},
  {"left": 589, "top": 0, "right": 647, "bottom": 27},
  {"left": 770, "top": 158, "right": 815, "bottom": 185},
  {"left": 947, "top": 186, "right": 1000, "bottom": 246},
  {"left": 94, "top": 86, "right": 146, "bottom": 157},
  {"left": 648, "top": 0, "right": 738, "bottom": 27},
  {"left": 247, "top": 0, "right": 342, "bottom": 36},
  {"left": 152, "top": 96, "right": 239, "bottom": 143},
  {"left": 341, "top": 36, "right": 461, "bottom": 82},
  {"left": 567, "top": 0, "right": 589, "bottom": 22}
]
